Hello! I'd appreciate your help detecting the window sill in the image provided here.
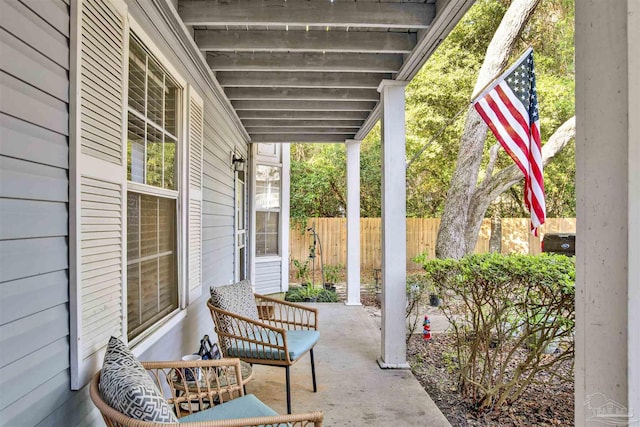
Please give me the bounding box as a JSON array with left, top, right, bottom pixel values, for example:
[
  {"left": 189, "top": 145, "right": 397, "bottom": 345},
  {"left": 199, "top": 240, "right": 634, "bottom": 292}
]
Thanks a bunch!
[{"left": 130, "top": 310, "right": 187, "bottom": 358}]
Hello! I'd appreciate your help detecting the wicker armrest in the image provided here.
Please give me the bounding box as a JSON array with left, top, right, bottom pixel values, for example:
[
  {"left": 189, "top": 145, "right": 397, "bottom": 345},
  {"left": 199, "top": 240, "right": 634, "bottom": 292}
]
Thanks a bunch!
[
  {"left": 254, "top": 293, "right": 319, "bottom": 330},
  {"left": 209, "top": 304, "right": 296, "bottom": 363}
]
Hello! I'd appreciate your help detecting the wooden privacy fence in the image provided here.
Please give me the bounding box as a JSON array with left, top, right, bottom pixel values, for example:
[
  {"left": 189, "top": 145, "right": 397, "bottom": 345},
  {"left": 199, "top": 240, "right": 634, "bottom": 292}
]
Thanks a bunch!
[{"left": 289, "top": 218, "right": 576, "bottom": 271}]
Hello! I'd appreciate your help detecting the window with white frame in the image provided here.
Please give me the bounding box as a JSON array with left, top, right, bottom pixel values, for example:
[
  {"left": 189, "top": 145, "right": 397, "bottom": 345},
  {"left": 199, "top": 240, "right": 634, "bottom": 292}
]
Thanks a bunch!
[
  {"left": 126, "top": 35, "right": 180, "bottom": 341},
  {"left": 255, "top": 165, "right": 281, "bottom": 256}
]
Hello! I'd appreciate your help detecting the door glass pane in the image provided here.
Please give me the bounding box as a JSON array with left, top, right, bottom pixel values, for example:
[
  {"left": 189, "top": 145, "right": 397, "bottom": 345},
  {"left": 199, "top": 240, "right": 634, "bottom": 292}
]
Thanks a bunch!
[{"left": 146, "top": 125, "right": 163, "bottom": 187}]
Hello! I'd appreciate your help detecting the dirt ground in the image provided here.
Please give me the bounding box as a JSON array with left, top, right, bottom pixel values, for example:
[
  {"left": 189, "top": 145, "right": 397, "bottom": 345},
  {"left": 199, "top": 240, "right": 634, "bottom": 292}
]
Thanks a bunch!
[{"left": 360, "top": 291, "right": 575, "bottom": 427}]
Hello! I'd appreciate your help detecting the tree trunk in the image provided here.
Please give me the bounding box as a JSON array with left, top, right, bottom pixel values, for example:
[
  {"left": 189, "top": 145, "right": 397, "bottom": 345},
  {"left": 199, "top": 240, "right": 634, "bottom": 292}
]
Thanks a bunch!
[
  {"left": 435, "top": 0, "right": 541, "bottom": 259},
  {"left": 463, "top": 116, "right": 576, "bottom": 252}
]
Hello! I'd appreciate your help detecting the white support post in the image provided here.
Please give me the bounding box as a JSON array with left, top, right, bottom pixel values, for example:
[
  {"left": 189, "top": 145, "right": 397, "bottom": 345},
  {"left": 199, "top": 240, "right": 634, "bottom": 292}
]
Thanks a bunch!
[
  {"left": 377, "top": 79, "right": 409, "bottom": 369},
  {"left": 345, "top": 139, "right": 362, "bottom": 306}
]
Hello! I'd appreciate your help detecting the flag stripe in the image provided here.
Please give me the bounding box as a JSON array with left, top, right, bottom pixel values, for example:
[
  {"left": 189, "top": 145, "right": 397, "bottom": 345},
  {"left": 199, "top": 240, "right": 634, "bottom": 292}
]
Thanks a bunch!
[
  {"left": 483, "top": 88, "right": 531, "bottom": 165},
  {"left": 475, "top": 98, "right": 529, "bottom": 176}
]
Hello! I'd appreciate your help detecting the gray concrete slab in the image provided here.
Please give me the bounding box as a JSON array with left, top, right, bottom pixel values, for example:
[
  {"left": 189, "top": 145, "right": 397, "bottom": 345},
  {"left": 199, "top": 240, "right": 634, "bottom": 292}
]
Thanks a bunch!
[{"left": 245, "top": 303, "right": 451, "bottom": 427}]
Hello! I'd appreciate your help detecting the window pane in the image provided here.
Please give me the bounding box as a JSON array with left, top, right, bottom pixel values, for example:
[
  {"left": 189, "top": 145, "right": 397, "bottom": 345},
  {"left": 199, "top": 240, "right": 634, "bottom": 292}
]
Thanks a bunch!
[
  {"left": 265, "top": 211, "right": 279, "bottom": 233},
  {"left": 127, "top": 263, "right": 141, "bottom": 334},
  {"left": 127, "top": 193, "right": 140, "bottom": 259},
  {"left": 128, "top": 38, "right": 146, "bottom": 114},
  {"left": 127, "top": 192, "right": 178, "bottom": 341},
  {"left": 127, "top": 113, "right": 145, "bottom": 183},
  {"left": 158, "top": 254, "right": 177, "bottom": 313},
  {"left": 146, "top": 125, "right": 163, "bottom": 187},
  {"left": 164, "top": 136, "right": 176, "bottom": 190},
  {"left": 255, "top": 165, "right": 280, "bottom": 210},
  {"left": 147, "top": 58, "right": 164, "bottom": 127},
  {"left": 158, "top": 197, "right": 176, "bottom": 252},
  {"left": 140, "top": 259, "right": 159, "bottom": 324},
  {"left": 256, "top": 211, "right": 279, "bottom": 256},
  {"left": 165, "top": 82, "right": 178, "bottom": 136},
  {"left": 140, "top": 195, "right": 158, "bottom": 257},
  {"left": 265, "top": 234, "right": 278, "bottom": 255}
]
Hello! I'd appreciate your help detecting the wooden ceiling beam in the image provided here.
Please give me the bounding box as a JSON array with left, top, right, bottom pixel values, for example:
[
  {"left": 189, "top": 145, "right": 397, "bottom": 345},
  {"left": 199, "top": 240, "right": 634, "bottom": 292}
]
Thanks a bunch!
[
  {"left": 207, "top": 52, "right": 403, "bottom": 73},
  {"left": 195, "top": 30, "right": 416, "bottom": 54},
  {"left": 245, "top": 127, "right": 359, "bottom": 134},
  {"left": 241, "top": 119, "right": 364, "bottom": 128},
  {"left": 217, "top": 71, "right": 391, "bottom": 89},
  {"left": 231, "top": 100, "right": 376, "bottom": 111},
  {"left": 250, "top": 133, "right": 355, "bottom": 143},
  {"left": 237, "top": 110, "right": 370, "bottom": 120},
  {"left": 180, "top": 0, "right": 435, "bottom": 29},
  {"left": 225, "top": 87, "right": 379, "bottom": 101}
]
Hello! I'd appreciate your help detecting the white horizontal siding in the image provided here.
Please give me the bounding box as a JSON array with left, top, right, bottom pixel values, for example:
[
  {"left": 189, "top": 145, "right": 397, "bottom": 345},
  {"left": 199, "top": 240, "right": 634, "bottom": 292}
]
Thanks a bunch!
[{"left": 255, "top": 260, "right": 282, "bottom": 295}]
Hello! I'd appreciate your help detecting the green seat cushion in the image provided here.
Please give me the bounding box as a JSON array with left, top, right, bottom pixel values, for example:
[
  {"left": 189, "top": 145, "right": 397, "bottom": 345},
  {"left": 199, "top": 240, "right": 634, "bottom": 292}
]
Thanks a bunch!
[
  {"left": 179, "top": 394, "right": 278, "bottom": 423},
  {"left": 227, "top": 330, "right": 319, "bottom": 361}
]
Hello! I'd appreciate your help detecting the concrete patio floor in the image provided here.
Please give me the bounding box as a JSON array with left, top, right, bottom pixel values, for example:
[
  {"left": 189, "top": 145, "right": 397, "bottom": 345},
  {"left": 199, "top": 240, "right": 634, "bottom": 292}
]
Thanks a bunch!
[{"left": 245, "top": 303, "right": 451, "bottom": 427}]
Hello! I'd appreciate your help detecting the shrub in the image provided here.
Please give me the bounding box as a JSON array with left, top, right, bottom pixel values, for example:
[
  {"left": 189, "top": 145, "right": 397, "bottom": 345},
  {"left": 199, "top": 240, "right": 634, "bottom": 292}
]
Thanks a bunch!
[
  {"left": 416, "top": 253, "right": 575, "bottom": 410},
  {"left": 405, "top": 273, "right": 430, "bottom": 341},
  {"left": 285, "top": 286, "right": 339, "bottom": 303}
]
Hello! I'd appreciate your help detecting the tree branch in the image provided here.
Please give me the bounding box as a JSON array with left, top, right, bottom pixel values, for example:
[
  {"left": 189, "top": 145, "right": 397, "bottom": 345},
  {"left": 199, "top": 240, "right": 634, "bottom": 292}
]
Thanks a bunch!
[{"left": 463, "top": 116, "right": 576, "bottom": 252}]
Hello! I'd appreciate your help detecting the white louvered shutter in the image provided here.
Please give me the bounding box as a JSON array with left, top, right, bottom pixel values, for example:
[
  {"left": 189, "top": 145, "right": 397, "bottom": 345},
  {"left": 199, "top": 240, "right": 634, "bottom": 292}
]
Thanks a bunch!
[
  {"left": 187, "top": 88, "right": 204, "bottom": 304},
  {"left": 70, "top": 0, "right": 127, "bottom": 389}
]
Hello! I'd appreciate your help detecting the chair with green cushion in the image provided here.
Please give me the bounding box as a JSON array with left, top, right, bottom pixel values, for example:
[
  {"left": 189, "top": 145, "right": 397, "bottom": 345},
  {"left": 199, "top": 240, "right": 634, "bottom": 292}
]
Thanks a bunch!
[
  {"left": 90, "top": 336, "right": 323, "bottom": 426},
  {"left": 208, "top": 281, "right": 320, "bottom": 414}
]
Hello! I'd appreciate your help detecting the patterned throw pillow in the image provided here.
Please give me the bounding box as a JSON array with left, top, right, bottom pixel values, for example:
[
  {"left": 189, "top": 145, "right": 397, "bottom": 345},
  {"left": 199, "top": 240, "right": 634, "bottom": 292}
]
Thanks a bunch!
[
  {"left": 210, "top": 280, "right": 259, "bottom": 321},
  {"left": 99, "top": 337, "right": 178, "bottom": 422}
]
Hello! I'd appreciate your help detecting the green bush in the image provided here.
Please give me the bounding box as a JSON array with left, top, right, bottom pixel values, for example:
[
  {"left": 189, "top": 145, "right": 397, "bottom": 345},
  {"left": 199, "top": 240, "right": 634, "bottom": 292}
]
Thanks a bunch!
[
  {"left": 285, "top": 286, "right": 339, "bottom": 303},
  {"left": 415, "top": 253, "right": 575, "bottom": 410}
]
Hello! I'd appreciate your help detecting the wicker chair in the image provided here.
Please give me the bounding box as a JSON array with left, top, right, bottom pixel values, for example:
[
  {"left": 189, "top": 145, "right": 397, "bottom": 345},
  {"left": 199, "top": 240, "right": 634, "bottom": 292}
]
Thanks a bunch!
[
  {"left": 90, "top": 357, "right": 324, "bottom": 426},
  {"left": 208, "top": 287, "right": 319, "bottom": 414}
]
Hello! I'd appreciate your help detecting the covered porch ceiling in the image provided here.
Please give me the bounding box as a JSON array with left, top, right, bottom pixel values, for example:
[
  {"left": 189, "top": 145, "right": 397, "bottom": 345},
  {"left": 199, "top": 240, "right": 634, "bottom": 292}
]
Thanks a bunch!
[{"left": 177, "top": 0, "right": 475, "bottom": 143}]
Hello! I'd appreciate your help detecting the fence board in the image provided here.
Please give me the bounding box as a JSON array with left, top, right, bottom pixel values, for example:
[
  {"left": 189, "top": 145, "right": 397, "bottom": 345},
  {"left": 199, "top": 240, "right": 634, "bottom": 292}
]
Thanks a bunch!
[{"left": 289, "top": 218, "right": 576, "bottom": 273}]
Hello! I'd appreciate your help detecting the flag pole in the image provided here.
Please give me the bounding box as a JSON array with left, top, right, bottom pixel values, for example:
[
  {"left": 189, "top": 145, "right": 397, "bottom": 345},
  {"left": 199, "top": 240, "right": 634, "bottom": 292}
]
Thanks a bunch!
[
  {"left": 406, "top": 104, "right": 468, "bottom": 170},
  {"left": 406, "top": 47, "right": 534, "bottom": 171},
  {"left": 469, "top": 46, "right": 533, "bottom": 104}
]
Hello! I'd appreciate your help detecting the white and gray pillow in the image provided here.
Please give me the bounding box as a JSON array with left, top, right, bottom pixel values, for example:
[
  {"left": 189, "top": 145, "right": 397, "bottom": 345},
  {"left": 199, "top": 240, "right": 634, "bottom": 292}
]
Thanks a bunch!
[
  {"left": 99, "top": 336, "right": 178, "bottom": 422},
  {"left": 210, "top": 280, "right": 259, "bottom": 321}
]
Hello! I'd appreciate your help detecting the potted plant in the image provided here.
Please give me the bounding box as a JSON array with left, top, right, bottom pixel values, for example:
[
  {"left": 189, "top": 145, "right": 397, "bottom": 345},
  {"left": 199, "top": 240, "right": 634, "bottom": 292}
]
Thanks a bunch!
[{"left": 322, "top": 263, "right": 342, "bottom": 292}]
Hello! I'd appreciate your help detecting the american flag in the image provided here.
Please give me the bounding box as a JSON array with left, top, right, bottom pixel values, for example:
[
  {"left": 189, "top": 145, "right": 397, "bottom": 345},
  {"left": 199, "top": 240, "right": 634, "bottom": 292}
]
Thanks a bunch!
[{"left": 472, "top": 47, "right": 545, "bottom": 235}]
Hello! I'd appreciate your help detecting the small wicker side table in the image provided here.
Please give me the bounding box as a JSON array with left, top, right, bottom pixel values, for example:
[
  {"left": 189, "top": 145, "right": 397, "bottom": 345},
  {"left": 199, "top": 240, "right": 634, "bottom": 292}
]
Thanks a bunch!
[{"left": 172, "top": 360, "right": 254, "bottom": 413}]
